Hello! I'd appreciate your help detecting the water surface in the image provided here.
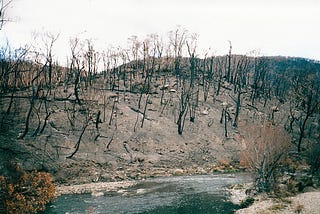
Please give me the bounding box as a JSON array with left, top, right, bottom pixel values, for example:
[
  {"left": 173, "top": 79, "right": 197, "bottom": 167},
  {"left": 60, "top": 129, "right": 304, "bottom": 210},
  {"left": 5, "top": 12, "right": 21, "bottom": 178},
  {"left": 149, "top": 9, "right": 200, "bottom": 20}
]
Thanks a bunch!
[{"left": 46, "top": 173, "right": 250, "bottom": 214}]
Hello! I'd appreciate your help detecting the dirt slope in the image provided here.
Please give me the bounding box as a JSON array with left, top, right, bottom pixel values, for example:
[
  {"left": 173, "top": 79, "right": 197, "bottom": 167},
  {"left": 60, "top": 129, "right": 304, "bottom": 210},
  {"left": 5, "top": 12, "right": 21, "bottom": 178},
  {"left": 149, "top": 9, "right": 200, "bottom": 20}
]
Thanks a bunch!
[{"left": 0, "top": 74, "right": 279, "bottom": 184}]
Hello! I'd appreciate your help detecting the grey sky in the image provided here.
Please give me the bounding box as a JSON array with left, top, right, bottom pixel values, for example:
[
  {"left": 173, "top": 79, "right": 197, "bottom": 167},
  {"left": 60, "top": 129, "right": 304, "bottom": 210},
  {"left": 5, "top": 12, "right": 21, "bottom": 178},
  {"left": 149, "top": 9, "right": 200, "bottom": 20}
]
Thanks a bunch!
[{"left": 1, "top": 0, "right": 320, "bottom": 62}]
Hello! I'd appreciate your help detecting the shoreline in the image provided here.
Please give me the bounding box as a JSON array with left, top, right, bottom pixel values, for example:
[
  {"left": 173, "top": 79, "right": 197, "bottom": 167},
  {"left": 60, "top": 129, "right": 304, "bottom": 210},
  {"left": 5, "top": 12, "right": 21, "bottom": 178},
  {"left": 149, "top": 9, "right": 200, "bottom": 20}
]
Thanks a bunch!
[
  {"left": 55, "top": 180, "right": 137, "bottom": 196},
  {"left": 55, "top": 170, "right": 247, "bottom": 197},
  {"left": 55, "top": 175, "right": 320, "bottom": 213},
  {"left": 235, "top": 190, "right": 320, "bottom": 214},
  {"left": 227, "top": 183, "right": 320, "bottom": 213}
]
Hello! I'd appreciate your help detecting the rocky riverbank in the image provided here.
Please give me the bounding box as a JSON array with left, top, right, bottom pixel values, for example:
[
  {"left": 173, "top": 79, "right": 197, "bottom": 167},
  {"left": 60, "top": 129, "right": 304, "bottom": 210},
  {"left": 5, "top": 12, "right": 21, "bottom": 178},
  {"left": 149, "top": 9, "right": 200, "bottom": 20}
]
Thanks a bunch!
[
  {"left": 54, "top": 162, "right": 243, "bottom": 195},
  {"left": 55, "top": 172, "right": 320, "bottom": 213},
  {"left": 55, "top": 180, "right": 137, "bottom": 196},
  {"left": 228, "top": 183, "right": 320, "bottom": 213},
  {"left": 55, "top": 164, "right": 241, "bottom": 196},
  {"left": 235, "top": 190, "right": 320, "bottom": 214}
]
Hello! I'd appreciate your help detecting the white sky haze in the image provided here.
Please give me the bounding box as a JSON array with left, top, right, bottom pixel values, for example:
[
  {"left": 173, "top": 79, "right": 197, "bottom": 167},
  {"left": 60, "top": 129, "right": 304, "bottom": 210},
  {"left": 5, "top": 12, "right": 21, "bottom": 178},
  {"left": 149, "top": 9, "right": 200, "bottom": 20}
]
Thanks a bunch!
[{"left": 1, "top": 0, "right": 320, "bottom": 63}]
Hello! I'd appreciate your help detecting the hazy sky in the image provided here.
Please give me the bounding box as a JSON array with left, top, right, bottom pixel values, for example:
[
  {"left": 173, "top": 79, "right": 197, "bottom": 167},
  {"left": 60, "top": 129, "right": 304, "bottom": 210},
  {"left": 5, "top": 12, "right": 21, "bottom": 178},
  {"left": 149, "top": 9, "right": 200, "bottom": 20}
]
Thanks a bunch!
[{"left": 1, "top": 0, "right": 320, "bottom": 62}]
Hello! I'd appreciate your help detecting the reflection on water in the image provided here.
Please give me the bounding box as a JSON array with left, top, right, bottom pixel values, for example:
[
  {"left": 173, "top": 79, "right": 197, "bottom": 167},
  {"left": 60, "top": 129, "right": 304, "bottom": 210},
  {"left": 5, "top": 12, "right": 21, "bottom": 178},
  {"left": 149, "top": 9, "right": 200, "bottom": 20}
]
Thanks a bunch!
[{"left": 45, "top": 173, "right": 250, "bottom": 214}]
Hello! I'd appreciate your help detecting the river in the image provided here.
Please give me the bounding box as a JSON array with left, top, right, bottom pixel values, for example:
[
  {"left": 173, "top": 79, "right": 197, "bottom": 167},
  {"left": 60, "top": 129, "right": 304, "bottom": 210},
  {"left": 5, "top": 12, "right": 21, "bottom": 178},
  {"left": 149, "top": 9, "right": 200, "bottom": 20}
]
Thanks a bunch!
[{"left": 45, "top": 173, "right": 250, "bottom": 214}]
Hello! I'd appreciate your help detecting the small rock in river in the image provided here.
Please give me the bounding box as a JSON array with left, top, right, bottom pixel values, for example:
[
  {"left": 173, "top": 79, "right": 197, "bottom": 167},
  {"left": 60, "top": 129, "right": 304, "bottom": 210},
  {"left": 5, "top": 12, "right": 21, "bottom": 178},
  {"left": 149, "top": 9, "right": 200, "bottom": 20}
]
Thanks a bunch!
[
  {"left": 136, "top": 188, "right": 146, "bottom": 194},
  {"left": 91, "top": 191, "right": 104, "bottom": 197}
]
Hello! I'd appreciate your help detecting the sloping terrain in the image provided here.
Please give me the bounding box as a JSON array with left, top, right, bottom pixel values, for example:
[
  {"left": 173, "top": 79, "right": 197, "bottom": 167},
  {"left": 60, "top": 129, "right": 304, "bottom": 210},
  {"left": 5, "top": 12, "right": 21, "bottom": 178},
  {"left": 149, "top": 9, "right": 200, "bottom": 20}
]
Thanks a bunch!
[
  {"left": 0, "top": 56, "right": 319, "bottom": 185},
  {"left": 0, "top": 77, "right": 242, "bottom": 184}
]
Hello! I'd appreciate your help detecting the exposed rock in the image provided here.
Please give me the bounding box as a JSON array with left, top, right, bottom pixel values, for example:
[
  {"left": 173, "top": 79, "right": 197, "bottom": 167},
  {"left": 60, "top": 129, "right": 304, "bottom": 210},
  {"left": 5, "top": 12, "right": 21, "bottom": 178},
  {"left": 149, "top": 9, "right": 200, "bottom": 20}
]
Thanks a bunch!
[
  {"left": 227, "top": 183, "right": 253, "bottom": 205},
  {"left": 173, "top": 169, "right": 184, "bottom": 175},
  {"left": 91, "top": 191, "right": 104, "bottom": 197},
  {"left": 56, "top": 181, "right": 137, "bottom": 196},
  {"left": 201, "top": 109, "right": 209, "bottom": 115}
]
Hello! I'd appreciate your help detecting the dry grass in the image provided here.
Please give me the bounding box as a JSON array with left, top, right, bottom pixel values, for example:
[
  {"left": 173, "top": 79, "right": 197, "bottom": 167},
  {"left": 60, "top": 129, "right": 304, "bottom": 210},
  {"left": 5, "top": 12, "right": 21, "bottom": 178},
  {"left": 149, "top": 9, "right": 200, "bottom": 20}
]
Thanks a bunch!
[
  {"left": 294, "top": 204, "right": 304, "bottom": 213},
  {"left": 238, "top": 122, "right": 291, "bottom": 192},
  {"left": 268, "top": 203, "right": 287, "bottom": 211}
]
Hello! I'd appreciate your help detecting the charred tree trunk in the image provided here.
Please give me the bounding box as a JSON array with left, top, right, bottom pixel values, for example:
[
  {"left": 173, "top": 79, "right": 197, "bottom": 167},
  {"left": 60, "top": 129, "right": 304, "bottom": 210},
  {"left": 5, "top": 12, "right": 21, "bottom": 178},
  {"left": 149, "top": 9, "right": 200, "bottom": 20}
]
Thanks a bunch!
[
  {"left": 226, "top": 41, "right": 232, "bottom": 82},
  {"left": 18, "top": 70, "right": 42, "bottom": 139},
  {"left": 109, "top": 98, "right": 117, "bottom": 126},
  {"left": 0, "top": 90, "right": 15, "bottom": 130},
  {"left": 74, "top": 70, "right": 82, "bottom": 105},
  {"left": 177, "top": 92, "right": 189, "bottom": 135},
  {"left": 66, "top": 120, "right": 90, "bottom": 159},
  {"left": 220, "top": 108, "right": 229, "bottom": 138},
  {"left": 141, "top": 95, "right": 149, "bottom": 128},
  {"left": 233, "top": 90, "right": 241, "bottom": 128}
]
